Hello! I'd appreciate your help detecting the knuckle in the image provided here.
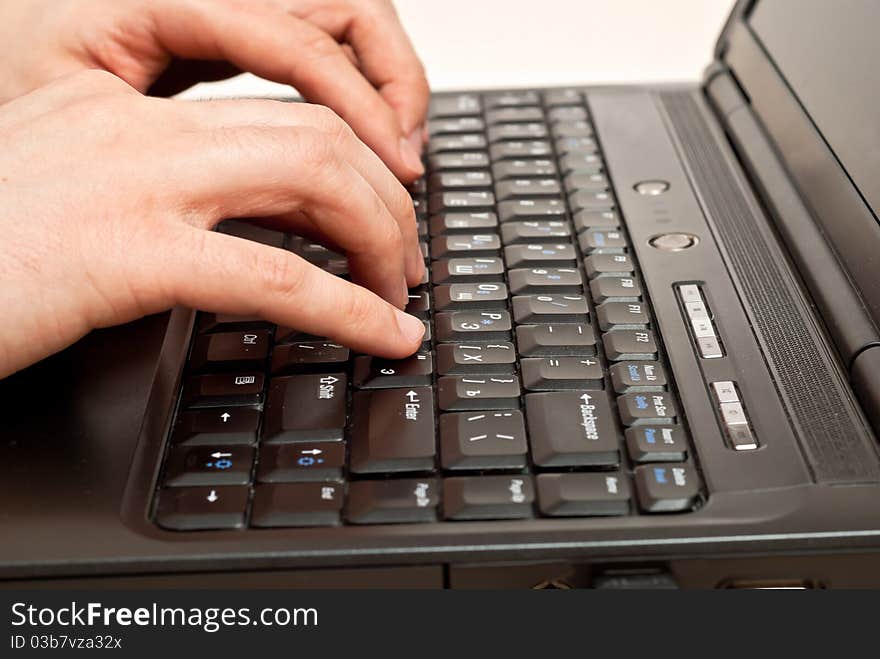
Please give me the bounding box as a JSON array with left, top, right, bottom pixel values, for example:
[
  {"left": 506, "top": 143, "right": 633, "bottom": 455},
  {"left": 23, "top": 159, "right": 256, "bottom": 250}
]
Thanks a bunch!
[
  {"left": 339, "top": 286, "right": 379, "bottom": 330},
  {"left": 300, "top": 31, "right": 343, "bottom": 63},
  {"left": 255, "top": 248, "right": 307, "bottom": 302}
]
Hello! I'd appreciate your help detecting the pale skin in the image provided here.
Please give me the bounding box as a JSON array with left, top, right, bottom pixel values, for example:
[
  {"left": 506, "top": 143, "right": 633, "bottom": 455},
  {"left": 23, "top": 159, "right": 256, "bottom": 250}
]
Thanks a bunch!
[{"left": 0, "top": 0, "right": 431, "bottom": 378}]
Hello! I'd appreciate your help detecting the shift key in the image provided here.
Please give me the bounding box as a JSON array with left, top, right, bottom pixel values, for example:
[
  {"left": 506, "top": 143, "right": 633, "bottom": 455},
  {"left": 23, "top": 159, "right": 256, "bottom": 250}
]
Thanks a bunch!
[
  {"left": 350, "top": 387, "right": 436, "bottom": 473},
  {"left": 262, "top": 374, "right": 347, "bottom": 443}
]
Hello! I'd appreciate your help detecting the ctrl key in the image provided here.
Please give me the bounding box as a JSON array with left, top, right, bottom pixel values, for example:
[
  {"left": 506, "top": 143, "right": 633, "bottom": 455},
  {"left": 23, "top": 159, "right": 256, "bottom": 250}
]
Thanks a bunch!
[
  {"left": 155, "top": 486, "right": 249, "bottom": 531},
  {"left": 634, "top": 464, "right": 701, "bottom": 513}
]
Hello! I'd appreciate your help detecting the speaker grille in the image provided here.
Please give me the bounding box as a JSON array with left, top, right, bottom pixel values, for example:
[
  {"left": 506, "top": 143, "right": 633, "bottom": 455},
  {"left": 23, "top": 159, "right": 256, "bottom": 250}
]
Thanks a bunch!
[{"left": 660, "top": 91, "right": 879, "bottom": 483}]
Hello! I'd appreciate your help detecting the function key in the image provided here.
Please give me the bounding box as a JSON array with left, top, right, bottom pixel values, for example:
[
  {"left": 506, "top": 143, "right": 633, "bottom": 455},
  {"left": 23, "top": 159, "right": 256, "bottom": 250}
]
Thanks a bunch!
[
  {"left": 430, "top": 234, "right": 501, "bottom": 258},
  {"left": 609, "top": 361, "right": 667, "bottom": 393},
  {"left": 257, "top": 442, "right": 345, "bottom": 483},
  {"left": 560, "top": 152, "right": 604, "bottom": 175},
  {"left": 430, "top": 212, "right": 498, "bottom": 235},
  {"left": 618, "top": 392, "right": 677, "bottom": 426},
  {"left": 488, "top": 123, "right": 549, "bottom": 143},
  {"left": 490, "top": 140, "right": 553, "bottom": 160},
  {"left": 564, "top": 172, "right": 608, "bottom": 192},
  {"left": 486, "top": 106, "right": 544, "bottom": 124},
  {"left": 270, "top": 341, "right": 349, "bottom": 375},
  {"left": 171, "top": 407, "right": 260, "bottom": 446},
  {"left": 435, "top": 310, "right": 512, "bottom": 342},
  {"left": 484, "top": 90, "right": 541, "bottom": 108},
  {"left": 495, "top": 178, "right": 561, "bottom": 200},
  {"left": 436, "top": 342, "right": 516, "bottom": 375},
  {"left": 525, "top": 391, "right": 620, "bottom": 467},
  {"left": 262, "top": 374, "right": 347, "bottom": 443},
  {"left": 574, "top": 209, "right": 620, "bottom": 232},
  {"left": 555, "top": 136, "right": 598, "bottom": 157},
  {"left": 440, "top": 411, "right": 528, "bottom": 471},
  {"left": 596, "top": 301, "right": 650, "bottom": 331},
  {"left": 537, "top": 473, "right": 630, "bottom": 517},
  {"left": 603, "top": 330, "right": 658, "bottom": 361},
  {"left": 437, "top": 374, "right": 521, "bottom": 411},
  {"left": 429, "top": 94, "right": 482, "bottom": 118},
  {"left": 501, "top": 220, "right": 572, "bottom": 244},
  {"left": 634, "top": 464, "right": 701, "bottom": 512},
  {"left": 429, "top": 152, "right": 490, "bottom": 171},
  {"left": 508, "top": 267, "right": 583, "bottom": 295},
  {"left": 350, "top": 387, "right": 436, "bottom": 474},
  {"left": 504, "top": 243, "right": 577, "bottom": 268},
  {"left": 590, "top": 276, "right": 642, "bottom": 304},
  {"left": 498, "top": 199, "right": 566, "bottom": 222},
  {"left": 520, "top": 356, "right": 603, "bottom": 391},
  {"left": 543, "top": 88, "right": 584, "bottom": 107},
  {"left": 345, "top": 479, "right": 440, "bottom": 524},
  {"left": 428, "top": 171, "right": 493, "bottom": 191},
  {"left": 163, "top": 445, "right": 255, "bottom": 487},
  {"left": 548, "top": 105, "right": 588, "bottom": 122},
  {"left": 512, "top": 294, "right": 589, "bottom": 323},
  {"left": 181, "top": 372, "right": 264, "bottom": 408},
  {"left": 584, "top": 253, "right": 634, "bottom": 278},
  {"left": 189, "top": 330, "right": 271, "bottom": 372},
  {"left": 515, "top": 323, "right": 596, "bottom": 357},
  {"left": 625, "top": 426, "right": 688, "bottom": 463},
  {"left": 551, "top": 120, "right": 594, "bottom": 138},
  {"left": 570, "top": 189, "right": 616, "bottom": 213},
  {"left": 352, "top": 352, "right": 434, "bottom": 389},
  {"left": 492, "top": 159, "right": 557, "bottom": 180},
  {"left": 442, "top": 475, "right": 535, "bottom": 520},
  {"left": 250, "top": 483, "right": 343, "bottom": 528},
  {"left": 428, "top": 116, "right": 485, "bottom": 135},
  {"left": 431, "top": 256, "right": 505, "bottom": 283},
  {"left": 155, "top": 485, "right": 249, "bottom": 531}
]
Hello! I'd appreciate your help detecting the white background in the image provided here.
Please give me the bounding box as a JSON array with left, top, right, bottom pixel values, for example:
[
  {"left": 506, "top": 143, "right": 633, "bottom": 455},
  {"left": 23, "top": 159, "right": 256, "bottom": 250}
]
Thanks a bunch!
[{"left": 180, "top": 0, "right": 735, "bottom": 99}]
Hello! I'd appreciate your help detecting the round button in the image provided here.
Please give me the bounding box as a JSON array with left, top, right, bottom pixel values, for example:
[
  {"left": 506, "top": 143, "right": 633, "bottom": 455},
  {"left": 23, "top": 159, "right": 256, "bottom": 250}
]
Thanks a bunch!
[
  {"left": 634, "top": 180, "right": 670, "bottom": 196},
  {"left": 649, "top": 233, "right": 697, "bottom": 251}
]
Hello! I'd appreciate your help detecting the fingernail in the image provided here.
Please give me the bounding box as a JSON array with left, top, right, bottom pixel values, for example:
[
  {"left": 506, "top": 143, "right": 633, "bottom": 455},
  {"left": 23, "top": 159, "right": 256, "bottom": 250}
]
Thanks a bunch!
[
  {"left": 395, "top": 309, "right": 425, "bottom": 345},
  {"left": 400, "top": 134, "right": 425, "bottom": 176}
]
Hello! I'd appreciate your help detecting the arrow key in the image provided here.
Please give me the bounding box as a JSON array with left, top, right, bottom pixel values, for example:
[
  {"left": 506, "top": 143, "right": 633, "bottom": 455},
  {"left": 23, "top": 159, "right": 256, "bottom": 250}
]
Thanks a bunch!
[
  {"left": 171, "top": 408, "right": 260, "bottom": 446},
  {"left": 155, "top": 486, "right": 249, "bottom": 531},
  {"left": 257, "top": 442, "right": 345, "bottom": 483},
  {"left": 163, "top": 445, "right": 255, "bottom": 487}
]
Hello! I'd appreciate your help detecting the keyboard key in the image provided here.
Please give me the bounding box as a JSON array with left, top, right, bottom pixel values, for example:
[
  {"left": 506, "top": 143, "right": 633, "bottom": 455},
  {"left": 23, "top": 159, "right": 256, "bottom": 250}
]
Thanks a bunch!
[
  {"left": 548, "top": 105, "right": 588, "bottom": 122},
  {"left": 552, "top": 120, "right": 594, "bottom": 138},
  {"left": 578, "top": 228, "right": 627, "bottom": 254},
  {"left": 405, "top": 291, "right": 431, "bottom": 318},
  {"left": 508, "top": 267, "right": 583, "bottom": 295},
  {"left": 429, "top": 190, "right": 495, "bottom": 213},
  {"left": 431, "top": 257, "right": 505, "bottom": 283},
  {"left": 345, "top": 479, "right": 440, "bottom": 524},
  {"left": 537, "top": 473, "right": 631, "bottom": 517},
  {"left": 171, "top": 408, "right": 260, "bottom": 446},
  {"left": 429, "top": 171, "right": 492, "bottom": 190},
  {"left": 492, "top": 159, "right": 557, "bottom": 180},
  {"left": 182, "top": 372, "right": 264, "bottom": 408},
  {"left": 512, "top": 294, "right": 589, "bottom": 323},
  {"left": 486, "top": 107, "right": 544, "bottom": 124},
  {"left": 584, "top": 253, "right": 634, "bottom": 278},
  {"left": 164, "top": 445, "right": 255, "bottom": 487},
  {"left": 429, "top": 152, "right": 490, "bottom": 171},
  {"left": 617, "top": 392, "right": 677, "bottom": 425},
  {"left": 270, "top": 341, "right": 349, "bottom": 374},
  {"left": 603, "top": 330, "right": 658, "bottom": 361},
  {"left": 257, "top": 442, "right": 345, "bottom": 483},
  {"left": 442, "top": 475, "right": 534, "bottom": 520},
  {"left": 498, "top": 199, "right": 567, "bottom": 222},
  {"left": 501, "top": 220, "right": 572, "bottom": 244},
  {"left": 437, "top": 375, "right": 521, "bottom": 410},
  {"left": 544, "top": 88, "right": 583, "bottom": 106},
  {"left": 262, "top": 374, "right": 347, "bottom": 443},
  {"left": 609, "top": 361, "right": 667, "bottom": 393},
  {"left": 626, "top": 426, "right": 688, "bottom": 463},
  {"left": 494, "top": 178, "right": 561, "bottom": 200},
  {"left": 251, "top": 483, "right": 343, "bottom": 527},
  {"left": 350, "top": 387, "right": 436, "bottom": 473},
  {"left": 488, "top": 123, "right": 549, "bottom": 142},
  {"left": 590, "top": 276, "right": 642, "bottom": 303},
  {"left": 155, "top": 486, "right": 249, "bottom": 531},
  {"left": 434, "top": 282, "right": 509, "bottom": 310},
  {"left": 189, "top": 330, "right": 271, "bottom": 372},
  {"left": 515, "top": 323, "right": 597, "bottom": 356},
  {"left": 564, "top": 172, "right": 608, "bottom": 192},
  {"left": 428, "top": 134, "right": 487, "bottom": 154},
  {"left": 197, "top": 313, "right": 267, "bottom": 334},
  {"left": 430, "top": 234, "right": 501, "bottom": 258},
  {"left": 485, "top": 90, "right": 541, "bottom": 107},
  {"left": 521, "top": 356, "right": 603, "bottom": 391},
  {"left": 555, "top": 136, "right": 598, "bottom": 156},
  {"left": 430, "top": 94, "right": 482, "bottom": 118},
  {"left": 435, "top": 311, "right": 512, "bottom": 341},
  {"left": 596, "top": 301, "right": 650, "bottom": 330},
  {"left": 525, "top": 391, "right": 620, "bottom": 467},
  {"left": 352, "top": 352, "right": 433, "bottom": 389},
  {"left": 440, "top": 411, "right": 528, "bottom": 470},
  {"left": 430, "top": 212, "right": 498, "bottom": 235},
  {"left": 634, "top": 464, "right": 701, "bottom": 512},
  {"left": 428, "top": 116, "right": 485, "bottom": 135},
  {"left": 436, "top": 342, "right": 516, "bottom": 374},
  {"left": 573, "top": 209, "right": 620, "bottom": 232},
  {"left": 490, "top": 140, "right": 553, "bottom": 160},
  {"left": 560, "top": 152, "right": 603, "bottom": 175},
  {"left": 504, "top": 243, "right": 577, "bottom": 268}
]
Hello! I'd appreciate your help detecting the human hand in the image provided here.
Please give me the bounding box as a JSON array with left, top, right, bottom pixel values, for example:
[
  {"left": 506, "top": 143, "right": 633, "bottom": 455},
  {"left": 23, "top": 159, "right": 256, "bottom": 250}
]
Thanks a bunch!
[
  {"left": 0, "top": 71, "right": 426, "bottom": 378},
  {"left": 0, "top": 0, "right": 429, "bottom": 181}
]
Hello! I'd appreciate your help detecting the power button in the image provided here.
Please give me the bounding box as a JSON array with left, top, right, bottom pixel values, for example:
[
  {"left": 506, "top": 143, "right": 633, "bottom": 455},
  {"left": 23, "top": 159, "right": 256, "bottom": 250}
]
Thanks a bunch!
[{"left": 634, "top": 180, "right": 670, "bottom": 196}]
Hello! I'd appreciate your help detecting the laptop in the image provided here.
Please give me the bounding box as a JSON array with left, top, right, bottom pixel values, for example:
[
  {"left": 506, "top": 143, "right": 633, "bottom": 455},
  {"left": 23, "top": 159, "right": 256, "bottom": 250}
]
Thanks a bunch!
[{"left": 2, "top": 0, "right": 879, "bottom": 589}]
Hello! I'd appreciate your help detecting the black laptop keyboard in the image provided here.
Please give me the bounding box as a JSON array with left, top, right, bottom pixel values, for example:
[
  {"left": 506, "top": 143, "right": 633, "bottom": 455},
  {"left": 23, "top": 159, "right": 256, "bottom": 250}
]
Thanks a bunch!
[{"left": 153, "top": 89, "right": 705, "bottom": 531}]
